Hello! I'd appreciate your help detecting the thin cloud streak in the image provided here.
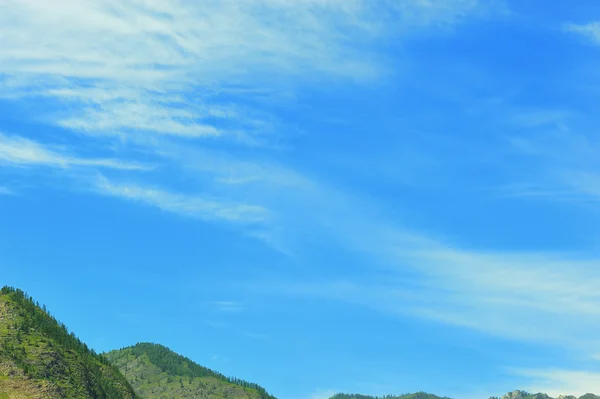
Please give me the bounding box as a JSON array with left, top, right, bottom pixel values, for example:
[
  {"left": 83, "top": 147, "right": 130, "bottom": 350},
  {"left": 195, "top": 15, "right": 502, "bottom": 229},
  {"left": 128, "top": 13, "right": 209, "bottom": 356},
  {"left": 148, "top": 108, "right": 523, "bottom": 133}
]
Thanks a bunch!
[
  {"left": 565, "top": 22, "right": 600, "bottom": 45},
  {"left": 0, "top": 132, "right": 150, "bottom": 171},
  {"left": 245, "top": 236, "right": 600, "bottom": 350},
  {"left": 95, "top": 175, "right": 270, "bottom": 224},
  {"left": 138, "top": 126, "right": 600, "bottom": 353}
]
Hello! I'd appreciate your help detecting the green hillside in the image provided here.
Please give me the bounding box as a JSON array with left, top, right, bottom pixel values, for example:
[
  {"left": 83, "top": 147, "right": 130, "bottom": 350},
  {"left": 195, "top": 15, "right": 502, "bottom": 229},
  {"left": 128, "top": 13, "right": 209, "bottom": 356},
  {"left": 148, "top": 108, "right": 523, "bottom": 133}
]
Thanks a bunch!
[
  {"left": 3, "top": 285, "right": 600, "bottom": 399},
  {"left": 105, "top": 343, "right": 276, "bottom": 399},
  {"left": 0, "top": 286, "right": 138, "bottom": 399}
]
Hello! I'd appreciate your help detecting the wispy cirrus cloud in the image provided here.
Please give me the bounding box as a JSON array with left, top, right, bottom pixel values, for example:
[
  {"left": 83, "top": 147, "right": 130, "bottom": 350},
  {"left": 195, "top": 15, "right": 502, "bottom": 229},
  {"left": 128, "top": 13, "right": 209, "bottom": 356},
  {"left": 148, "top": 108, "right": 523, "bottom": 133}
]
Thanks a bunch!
[
  {"left": 404, "top": 249, "right": 600, "bottom": 343},
  {"left": 465, "top": 102, "right": 600, "bottom": 205},
  {"left": 503, "top": 130, "right": 600, "bottom": 203},
  {"left": 249, "top": 243, "right": 600, "bottom": 349},
  {"left": 0, "top": 0, "right": 501, "bottom": 266},
  {"left": 215, "top": 134, "right": 600, "bottom": 351},
  {"left": 0, "top": 0, "right": 500, "bottom": 238},
  {"left": 0, "top": 132, "right": 149, "bottom": 170},
  {"left": 0, "top": 0, "right": 492, "bottom": 142},
  {"left": 565, "top": 22, "right": 600, "bottom": 45},
  {"left": 95, "top": 175, "right": 269, "bottom": 224}
]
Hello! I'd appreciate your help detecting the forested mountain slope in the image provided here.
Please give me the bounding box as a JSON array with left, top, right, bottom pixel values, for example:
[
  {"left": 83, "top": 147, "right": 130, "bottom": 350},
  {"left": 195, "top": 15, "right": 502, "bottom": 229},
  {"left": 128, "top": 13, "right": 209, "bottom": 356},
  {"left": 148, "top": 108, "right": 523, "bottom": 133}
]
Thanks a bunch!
[
  {"left": 2, "top": 285, "right": 598, "bottom": 399},
  {"left": 0, "top": 286, "right": 137, "bottom": 399},
  {"left": 105, "top": 343, "right": 276, "bottom": 399}
]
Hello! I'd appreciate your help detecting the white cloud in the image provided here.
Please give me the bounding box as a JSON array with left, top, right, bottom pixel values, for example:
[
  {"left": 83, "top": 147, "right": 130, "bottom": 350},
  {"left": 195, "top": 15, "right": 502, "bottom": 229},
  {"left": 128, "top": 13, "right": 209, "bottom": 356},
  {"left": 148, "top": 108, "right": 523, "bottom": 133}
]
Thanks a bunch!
[
  {"left": 399, "top": 249, "right": 600, "bottom": 345},
  {"left": 246, "top": 235, "right": 600, "bottom": 350},
  {"left": 565, "top": 22, "right": 600, "bottom": 45},
  {"left": 509, "top": 109, "right": 576, "bottom": 128},
  {"left": 95, "top": 175, "right": 270, "bottom": 224},
  {"left": 67, "top": 103, "right": 600, "bottom": 358},
  {"left": 497, "top": 123, "right": 600, "bottom": 205},
  {"left": 0, "top": 0, "right": 490, "bottom": 141},
  {"left": 147, "top": 133, "right": 600, "bottom": 352},
  {"left": 161, "top": 143, "right": 316, "bottom": 189},
  {"left": 0, "top": 132, "right": 149, "bottom": 170}
]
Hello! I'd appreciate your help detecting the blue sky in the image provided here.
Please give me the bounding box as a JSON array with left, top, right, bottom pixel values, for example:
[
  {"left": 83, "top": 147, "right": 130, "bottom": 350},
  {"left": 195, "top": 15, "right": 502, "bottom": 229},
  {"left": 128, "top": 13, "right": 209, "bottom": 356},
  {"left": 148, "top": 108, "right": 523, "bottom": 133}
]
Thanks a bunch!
[{"left": 3, "top": 0, "right": 600, "bottom": 398}]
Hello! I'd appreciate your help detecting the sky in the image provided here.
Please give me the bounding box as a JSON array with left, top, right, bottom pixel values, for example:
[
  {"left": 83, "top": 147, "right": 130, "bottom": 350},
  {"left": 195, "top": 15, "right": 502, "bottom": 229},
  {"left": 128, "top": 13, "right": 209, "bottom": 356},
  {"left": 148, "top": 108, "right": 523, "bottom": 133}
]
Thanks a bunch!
[{"left": 3, "top": 0, "right": 600, "bottom": 398}]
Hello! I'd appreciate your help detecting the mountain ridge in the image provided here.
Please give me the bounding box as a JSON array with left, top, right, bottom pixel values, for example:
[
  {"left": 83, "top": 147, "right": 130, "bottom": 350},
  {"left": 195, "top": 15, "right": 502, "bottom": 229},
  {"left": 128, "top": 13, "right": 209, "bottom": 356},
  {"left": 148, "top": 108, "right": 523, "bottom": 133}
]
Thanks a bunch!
[
  {"left": 490, "top": 390, "right": 600, "bottom": 399},
  {"left": 329, "top": 390, "right": 600, "bottom": 399},
  {"left": 329, "top": 392, "right": 452, "bottom": 399},
  {"left": 0, "top": 286, "right": 137, "bottom": 399},
  {"left": 1, "top": 286, "right": 599, "bottom": 399},
  {"left": 105, "top": 342, "right": 276, "bottom": 399}
]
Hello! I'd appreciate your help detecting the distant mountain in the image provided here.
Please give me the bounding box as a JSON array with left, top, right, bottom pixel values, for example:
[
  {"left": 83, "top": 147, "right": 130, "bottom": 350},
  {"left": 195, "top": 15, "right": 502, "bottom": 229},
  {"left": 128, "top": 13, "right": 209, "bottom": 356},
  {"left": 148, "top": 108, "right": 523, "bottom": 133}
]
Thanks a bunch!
[
  {"left": 0, "top": 286, "right": 137, "bottom": 399},
  {"left": 331, "top": 390, "right": 600, "bottom": 399},
  {"left": 105, "top": 342, "right": 276, "bottom": 399},
  {"left": 330, "top": 393, "right": 451, "bottom": 399},
  {"left": 491, "top": 391, "right": 600, "bottom": 399}
]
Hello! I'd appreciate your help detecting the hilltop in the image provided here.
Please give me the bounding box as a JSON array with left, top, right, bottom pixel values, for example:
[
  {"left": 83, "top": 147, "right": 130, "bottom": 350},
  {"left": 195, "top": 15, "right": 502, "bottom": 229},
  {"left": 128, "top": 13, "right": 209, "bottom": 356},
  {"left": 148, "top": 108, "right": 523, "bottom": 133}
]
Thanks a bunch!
[
  {"left": 105, "top": 342, "right": 276, "bottom": 399},
  {"left": 491, "top": 391, "right": 600, "bottom": 399},
  {"left": 2, "top": 286, "right": 600, "bottom": 399},
  {"left": 0, "top": 286, "right": 137, "bottom": 399},
  {"left": 330, "top": 392, "right": 451, "bottom": 399},
  {"left": 330, "top": 390, "right": 600, "bottom": 399}
]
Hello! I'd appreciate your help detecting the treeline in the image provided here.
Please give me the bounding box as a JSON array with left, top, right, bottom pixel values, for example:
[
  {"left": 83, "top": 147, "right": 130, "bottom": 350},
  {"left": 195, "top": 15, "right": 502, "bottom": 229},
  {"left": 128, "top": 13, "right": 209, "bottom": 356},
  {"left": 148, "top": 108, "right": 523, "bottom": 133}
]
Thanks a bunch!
[
  {"left": 488, "top": 393, "right": 598, "bottom": 399},
  {"left": 124, "top": 342, "right": 276, "bottom": 399},
  {"left": 1, "top": 286, "right": 103, "bottom": 360},
  {"left": 487, "top": 392, "right": 600, "bottom": 399},
  {"left": 0, "top": 286, "right": 138, "bottom": 399},
  {"left": 331, "top": 392, "right": 451, "bottom": 399}
]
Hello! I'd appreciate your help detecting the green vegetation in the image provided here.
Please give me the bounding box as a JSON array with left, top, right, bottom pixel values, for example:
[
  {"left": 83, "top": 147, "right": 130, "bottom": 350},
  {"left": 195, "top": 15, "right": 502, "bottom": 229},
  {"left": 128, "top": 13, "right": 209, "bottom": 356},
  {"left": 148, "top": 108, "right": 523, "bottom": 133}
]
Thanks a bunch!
[
  {"left": 0, "top": 286, "right": 137, "bottom": 399},
  {"left": 331, "top": 391, "right": 600, "bottom": 399},
  {"left": 3, "top": 285, "right": 600, "bottom": 399},
  {"left": 487, "top": 391, "right": 597, "bottom": 399},
  {"left": 332, "top": 392, "right": 600, "bottom": 399},
  {"left": 489, "top": 392, "right": 550, "bottom": 399},
  {"left": 331, "top": 392, "right": 452, "bottom": 399},
  {"left": 105, "top": 343, "right": 276, "bottom": 399}
]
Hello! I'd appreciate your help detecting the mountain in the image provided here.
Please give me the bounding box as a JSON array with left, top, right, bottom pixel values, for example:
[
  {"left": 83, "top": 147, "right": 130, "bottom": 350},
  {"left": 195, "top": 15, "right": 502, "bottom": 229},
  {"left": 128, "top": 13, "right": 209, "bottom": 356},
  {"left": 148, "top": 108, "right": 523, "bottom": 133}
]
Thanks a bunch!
[
  {"left": 3, "top": 285, "right": 600, "bottom": 399},
  {"left": 330, "top": 393, "right": 451, "bottom": 399},
  {"left": 491, "top": 391, "right": 600, "bottom": 399},
  {"left": 330, "top": 391, "right": 600, "bottom": 399},
  {"left": 105, "top": 342, "right": 276, "bottom": 399},
  {"left": 0, "top": 286, "right": 138, "bottom": 399}
]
